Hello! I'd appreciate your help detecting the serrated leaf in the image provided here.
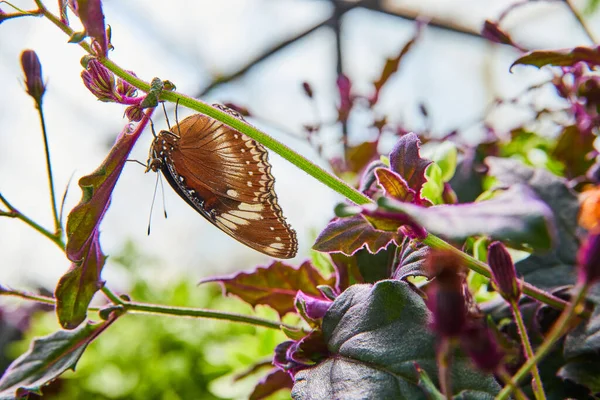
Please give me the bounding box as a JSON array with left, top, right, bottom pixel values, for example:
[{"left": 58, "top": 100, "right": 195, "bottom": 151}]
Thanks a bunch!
[
  {"left": 329, "top": 253, "right": 364, "bottom": 292},
  {"left": 313, "top": 215, "right": 400, "bottom": 256},
  {"left": 0, "top": 318, "right": 115, "bottom": 398},
  {"left": 564, "top": 305, "right": 600, "bottom": 358},
  {"left": 200, "top": 261, "right": 335, "bottom": 318},
  {"left": 378, "top": 184, "right": 557, "bottom": 250},
  {"left": 291, "top": 281, "right": 500, "bottom": 399},
  {"left": 375, "top": 168, "right": 415, "bottom": 202},
  {"left": 355, "top": 245, "right": 396, "bottom": 283},
  {"left": 389, "top": 133, "right": 432, "bottom": 203},
  {"left": 59, "top": 124, "right": 140, "bottom": 329},
  {"left": 249, "top": 368, "right": 293, "bottom": 400},
  {"left": 393, "top": 238, "right": 430, "bottom": 280},
  {"left": 485, "top": 157, "right": 580, "bottom": 290},
  {"left": 511, "top": 46, "right": 600, "bottom": 70}
]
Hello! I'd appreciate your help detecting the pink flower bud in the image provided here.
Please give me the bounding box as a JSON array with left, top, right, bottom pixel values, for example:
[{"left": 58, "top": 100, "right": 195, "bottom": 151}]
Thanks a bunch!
[
  {"left": 20, "top": 50, "right": 46, "bottom": 104},
  {"left": 488, "top": 241, "right": 521, "bottom": 302},
  {"left": 81, "top": 58, "right": 116, "bottom": 101}
]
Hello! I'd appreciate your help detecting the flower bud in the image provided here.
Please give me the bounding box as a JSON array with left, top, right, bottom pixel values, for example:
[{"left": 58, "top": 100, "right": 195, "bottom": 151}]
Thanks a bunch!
[
  {"left": 295, "top": 291, "right": 332, "bottom": 320},
  {"left": 116, "top": 72, "right": 138, "bottom": 99},
  {"left": 577, "top": 232, "right": 600, "bottom": 285},
  {"left": 81, "top": 58, "right": 116, "bottom": 101},
  {"left": 76, "top": 0, "right": 108, "bottom": 57},
  {"left": 487, "top": 241, "right": 521, "bottom": 302},
  {"left": 426, "top": 250, "right": 468, "bottom": 337},
  {"left": 21, "top": 50, "right": 46, "bottom": 104},
  {"left": 460, "top": 322, "right": 504, "bottom": 372},
  {"left": 124, "top": 105, "right": 143, "bottom": 122}
]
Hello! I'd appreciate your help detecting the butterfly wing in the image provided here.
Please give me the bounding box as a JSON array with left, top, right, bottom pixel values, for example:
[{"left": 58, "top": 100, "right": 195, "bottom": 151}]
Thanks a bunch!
[{"left": 159, "top": 113, "right": 297, "bottom": 259}]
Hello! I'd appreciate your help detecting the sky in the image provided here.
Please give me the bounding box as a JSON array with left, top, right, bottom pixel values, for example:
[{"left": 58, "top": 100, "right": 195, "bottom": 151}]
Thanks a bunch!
[{"left": 0, "top": 0, "right": 597, "bottom": 292}]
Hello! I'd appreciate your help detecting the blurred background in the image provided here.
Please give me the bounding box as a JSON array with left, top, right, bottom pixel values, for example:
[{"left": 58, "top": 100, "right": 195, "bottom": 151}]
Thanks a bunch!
[{"left": 0, "top": 0, "right": 598, "bottom": 398}]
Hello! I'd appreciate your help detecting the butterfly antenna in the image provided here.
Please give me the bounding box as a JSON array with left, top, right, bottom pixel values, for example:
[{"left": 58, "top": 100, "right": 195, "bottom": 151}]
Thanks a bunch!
[
  {"left": 126, "top": 159, "right": 147, "bottom": 168},
  {"left": 147, "top": 173, "right": 160, "bottom": 235},
  {"left": 159, "top": 172, "right": 168, "bottom": 219},
  {"left": 149, "top": 117, "right": 157, "bottom": 138},
  {"left": 162, "top": 102, "right": 171, "bottom": 130},
  {"left": 175, "top": 98, "right": 180, "bottom": 126}
]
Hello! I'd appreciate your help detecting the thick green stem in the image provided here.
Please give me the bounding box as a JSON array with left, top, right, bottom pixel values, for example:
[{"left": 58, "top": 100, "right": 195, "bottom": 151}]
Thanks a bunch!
[
  {"left": 511, "top": 300, "right": 546, "bottom": 400},
  {"left": 496, "top": 283, "right": 590, "bottom": 400}
]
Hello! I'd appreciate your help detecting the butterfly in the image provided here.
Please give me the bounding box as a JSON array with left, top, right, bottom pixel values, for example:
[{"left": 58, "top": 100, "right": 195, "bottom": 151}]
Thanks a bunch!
[{"left": 146, "top": 104, "right": 298, "bottom": 259}]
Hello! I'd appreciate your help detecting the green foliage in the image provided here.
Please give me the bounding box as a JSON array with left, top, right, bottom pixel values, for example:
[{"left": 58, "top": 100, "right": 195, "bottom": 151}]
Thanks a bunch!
[{"left": 10, "top": 243, "right": 290, "bottom": 400}]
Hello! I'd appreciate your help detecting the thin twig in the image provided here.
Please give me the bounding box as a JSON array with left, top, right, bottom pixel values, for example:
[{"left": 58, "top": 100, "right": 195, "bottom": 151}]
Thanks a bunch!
[{"left": 564, "top": 0, "right": 598, "bottom": 45}]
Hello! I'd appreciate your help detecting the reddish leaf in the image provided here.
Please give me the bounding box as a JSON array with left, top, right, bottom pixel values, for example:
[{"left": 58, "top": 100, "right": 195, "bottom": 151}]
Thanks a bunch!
[
  {"left": 389, "top": 133, "right": 432, "bottom": 202},
  {"left": 200, "top": 261, "right": 335, "bottom": 317},
  {"left": 76, "top": 0, "right": 108, "bottom": 56},
  {"left": 313, "top": 214, "right": 400, "bottom": 256},
  {"left": 58, "top": 118, "right": 149, "bottom": 329},
  {"left": 481, "top": 20, "right": 522, "bottom": 50},
  {"left": 249, "top": 369, "right": 293, "bottom": 400},
  {"left": 336, "top": 74, "right": 352, "bottom": 124},
  {"left": 374, "top": 167, "right": 415, "bottom": 202},
  {"left": 511, "top": 46, "right": 600, "bottom": 70},
  {"left": 553, "top": 125, "right": 595, "bottom": 179},
  {"left": 345, "top": 141, "right": 379, "bottom": 174},
  {"left": 371, "top": 25, "right": 422, "bottom": 105}
]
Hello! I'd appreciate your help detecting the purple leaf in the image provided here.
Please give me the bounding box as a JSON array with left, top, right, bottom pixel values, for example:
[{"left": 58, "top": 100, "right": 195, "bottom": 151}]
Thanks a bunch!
[
  {"left": 295, "top": 291, "right": 333, "bottom": 320},
  {"left": 57, "top": 118, "right": 149, "bottom": 329},
  {"left": 75, "top": 0, "right": 108, "bottom": 57},
  {"left": 389, "top": 133, "right": 432, "bottom": 203},
  {"left": 312, "top": 214, "right": 400, "bottom": 256},
  {"left": 511, "top": 46, "right": 600, "bottom": 70},
  {"left": 0, "top": 317, "right": 117, "bottom": 398},
  {"left": 200, "top": 261, "right": 335, "bottom": 318},
  {"left": 378, "top": 184, "right": 557, "bottom": 250},
  {"left": 375, "top": 167, "right": 415, "bottom": 202},
  {"left": 249, "top": 368, "right": 293, "bottom": 400}
]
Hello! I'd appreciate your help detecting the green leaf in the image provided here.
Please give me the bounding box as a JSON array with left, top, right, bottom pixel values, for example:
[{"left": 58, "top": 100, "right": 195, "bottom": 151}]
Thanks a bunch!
[
  {"left": 378, "top": 184, "right": 557, "bottom": 250},
  {"left": 421, "top": 163, "right": 444, "bottom": 204},
  {"left": 393, "top": 238, "right": 430, "bottom": 280},
  {"left": 0, "top": 319, "right": 115, "bottom": 398},
  {"left": 557, "top": 358, "right": 600, "bottom": 393},
  {"left": 200, "top": 261, "right": 335, "bottom": 318},
  {"left": 511, "top": 46, "right": 600, "bottom": 70},
  {"left": 421, "top": 141, "right": 458, "bottom": 183},
  {"left": 552, "top": 125, "right": 595, "bottom": 179},
  {"left": 291, "top": 281, "right": 500, "bottom": 399},
  {"left": 485, "top": 157, "right": 580, "bottom": 289},
  {"left": 313, "top": 214, "right": 400, "bottom": 256}
]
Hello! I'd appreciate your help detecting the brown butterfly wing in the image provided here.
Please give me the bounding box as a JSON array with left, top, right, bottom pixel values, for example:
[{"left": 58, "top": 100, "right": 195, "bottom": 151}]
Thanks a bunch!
[{"left": 157, "top": 113, "right": 297, "bottom": 259}]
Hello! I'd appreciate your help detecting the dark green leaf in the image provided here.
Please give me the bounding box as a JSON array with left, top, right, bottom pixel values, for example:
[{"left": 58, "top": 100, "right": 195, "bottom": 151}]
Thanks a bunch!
[
  {"left": 0, "top": 318, "right": 115, "bottom": 398},
  {"left": 394, "top": 238, "right": 430, "bottom": 280},
  {"left": 558, "top": 358, "right": 600, "bottom": 393},
  {"left": 200, "top": 261, "right": 335, "bottom": 317},
  {"left": 355, "top": 245, "right": 396, "bottom": 283},
  {"left": 564, "top": 306, "right": 600, "bottom": 358},
  {"left": 378, "top": 184, "right": 557, "bottom": 250},
  {"left": 511, "top": 46, "right": 600, "bottom": 70},
  {"left": 553, "top": 125, "right": 595, "bottom": 179},
  {"left": 291, "top": 281, "right": 500, "bottom": 399},
  {"left": 485, "top": 157, "right": 580, "bottom": 290}
]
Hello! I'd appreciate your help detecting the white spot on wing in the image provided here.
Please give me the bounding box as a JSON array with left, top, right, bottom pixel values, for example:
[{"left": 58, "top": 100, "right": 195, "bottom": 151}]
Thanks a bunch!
[
  {"left": 216, "top": 216, "right": 237, "bottom": 230},
  {"left": 230, "top": 210, "right": 262, "bottom": 220},
  {"left": 226, "top": 189, "right": 239, "bottom": 198},
  {"left": 270, "top": 243, "right": 285, "bottom": 250},
  {"left": 221, "top": 213, "right": 250, "bottom": 225},
  {"left": 239, "top": 203, "right": 264, "bottom": 211}
]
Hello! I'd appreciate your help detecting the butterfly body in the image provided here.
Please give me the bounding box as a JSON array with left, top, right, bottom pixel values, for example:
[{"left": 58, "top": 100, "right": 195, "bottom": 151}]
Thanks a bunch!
[{"left": 147, "top": 109, "right": 298, "bottom": 259}]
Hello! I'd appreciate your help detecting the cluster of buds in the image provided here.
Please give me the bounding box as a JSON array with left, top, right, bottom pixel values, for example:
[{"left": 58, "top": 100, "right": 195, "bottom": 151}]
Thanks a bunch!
[
  {"left": 81, "top": 58, "right": 142, "bottom": 121},
  {"left": 426, "top": 250, "right": 504, "bottom": 372}
]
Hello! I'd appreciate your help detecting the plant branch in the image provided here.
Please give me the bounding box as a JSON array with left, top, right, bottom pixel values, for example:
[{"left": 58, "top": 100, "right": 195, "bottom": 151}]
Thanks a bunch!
[
  {"left": 496, "top": 283, "right": 590, "bottom": 400},
  {"left": 35, "top": 100, "right": 61, "bottom": 237},
  {"left": 564, "top": 0, "right": 598, "bottom": 45},
  {"left": 0, "top": 193, "right": 65, "bottom": 250},
  {"left": 511, "top": 300, "right": 546, "bottom": 400},
  {"left": 1, "top": 287, "right": 99, "bottom": 311},
  {"left": 421, "top": 234, "right": 590, "bottom": 318}
]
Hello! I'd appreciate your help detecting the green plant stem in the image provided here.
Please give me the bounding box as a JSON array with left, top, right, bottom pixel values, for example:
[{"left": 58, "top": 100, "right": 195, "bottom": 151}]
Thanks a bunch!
[
  {"left": 36, "top": 102, "right": 61, "bottom": 237},
  {"left": 1, "top": 288, "right": 100, "bottom": 311},
  {"left": 0, "top": 193, "right": 65, "bottom": 250},
  {"left": 436, "top": 338, "right": 453, "bottom": 400},
  {"left": 422, "top": 234, "right": 590, "bottom": 318},
  {"left": 496, "top": 283, "right": 590, "bottom": 400},
  {"left": 101, "top": 286, "right": 124, "bottom": 305},
  {"left": 497, "top": 367, "right": 529, "bottom": 400},
  {"left": 35, "top": 0, "right": 592, "bottom": 319},
  {"left": 3, "top": 285, "right": 295, "bottom": 331},
  {"left": 564, "top": 0, "right": 598, "bottom": 45},
  {"left": 510, "top": 300, "right": 546, "bottom": 400}
]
